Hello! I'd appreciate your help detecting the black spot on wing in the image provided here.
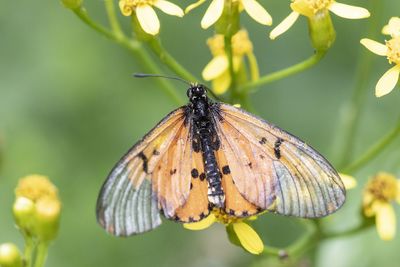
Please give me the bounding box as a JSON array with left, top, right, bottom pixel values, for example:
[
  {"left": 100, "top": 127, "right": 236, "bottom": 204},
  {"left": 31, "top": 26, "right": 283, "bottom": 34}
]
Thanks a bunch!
[
  {"left": 274, "top": 138, "right": 283, "bottom": 159},
  {"left": 137, "top": 152, "right": 149, "bottom": 173},
  {"left": 222, "top": 165, "right": 230, "bottom": 175}
]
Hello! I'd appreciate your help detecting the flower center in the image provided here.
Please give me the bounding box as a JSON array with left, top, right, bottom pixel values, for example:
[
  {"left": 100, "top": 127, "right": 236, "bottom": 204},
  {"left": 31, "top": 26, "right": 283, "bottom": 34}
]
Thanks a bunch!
[
  {"left": 212, "top": 208, "right": 240, "bottom": 225},
  {"left": 366, "top": 173, "right": 398, "bottom": 202},
  {"left": 386, "top": 37, "right": 400, "bottom": 65},
  {"left": 292, "top": 0, "right": 333, "bottom": 15},
  {"left": 207, "top": 30, "right": 253, "bottom": 57}
]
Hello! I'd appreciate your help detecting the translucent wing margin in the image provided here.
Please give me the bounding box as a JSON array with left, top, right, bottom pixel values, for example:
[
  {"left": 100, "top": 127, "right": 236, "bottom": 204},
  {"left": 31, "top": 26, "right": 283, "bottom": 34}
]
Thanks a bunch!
[
  {"left": 212, "top": 103, "right": 346, "bottom": 218},
  {"left": 96, "top": 107, "right": 188, "bottom": 236}
]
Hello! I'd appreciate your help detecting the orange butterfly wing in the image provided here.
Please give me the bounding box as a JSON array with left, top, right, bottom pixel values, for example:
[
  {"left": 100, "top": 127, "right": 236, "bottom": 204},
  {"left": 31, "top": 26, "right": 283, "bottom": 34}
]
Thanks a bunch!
[
  {"left": 97, "top": 106, "right": 212, "bottom": 236},
  {"left": 212, "top": 103, "right": 345, "bottom": 218}
]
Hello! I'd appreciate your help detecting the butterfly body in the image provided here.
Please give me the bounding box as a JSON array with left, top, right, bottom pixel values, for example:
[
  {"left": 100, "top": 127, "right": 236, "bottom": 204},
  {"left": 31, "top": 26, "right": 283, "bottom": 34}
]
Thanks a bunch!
[
  {"left": 97, "top": 83, "right": 346, "bottom": 236},
  {"left": 187, "top": 85, "right": 225, "bottom": 207}
]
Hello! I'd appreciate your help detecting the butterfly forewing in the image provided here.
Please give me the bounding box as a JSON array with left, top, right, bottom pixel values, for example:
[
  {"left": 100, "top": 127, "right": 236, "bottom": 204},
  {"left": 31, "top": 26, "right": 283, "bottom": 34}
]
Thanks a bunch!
[
  {"left": 97, "top": 107, "right": 190, "bottom": 236},
  {"left": 212, "top": 103, "right": 346, "bottom": 218}
]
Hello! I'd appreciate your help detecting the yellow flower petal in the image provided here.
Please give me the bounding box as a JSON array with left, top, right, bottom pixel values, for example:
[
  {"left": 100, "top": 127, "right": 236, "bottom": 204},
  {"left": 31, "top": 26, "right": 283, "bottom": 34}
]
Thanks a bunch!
[
  {"left": 360, "top": 38, "right": 388, "bottom": 56},
  {"left": 270, "top": 11, "right": 299, "bottom": 40},
  {"left": 242, "top": 0, "right": 272, "bottom": 26},
  {"left": 185, "top": 0, "right": 206, "bottom": 13},
  {"left": 290, "top": 2, "right": 313, "bottom": 18},
  {"left": 201, "top": 0, "right": 224, "bottom": 29},
  {"left": 339, "top": 173, "right": 357, "bottom": 190},
  {"left": 232, "top": 222, "right": 264, "bottom": 255},
  {"left": 375, "top": 202, "right": 396, "bottom": 240},
  {"left": 212, "top": 71, "right": 231, "bottom": 94},
  {"left": 329, "top": 2, "right": 370, "bottom": 19},
  {"left": 154, "top": 0, "right": 184, "bottom": 17},
  {"left": 202, "top": 55, "right": 229, "bottom": 80},
  {"left": 382, "top": 17, "right": 400, "bottom": 37},
  {"left": 136, "top": 5, "right": 160, "bottom": 35},
  {"left": 375, "top": 65, "right": 400, "bottom": 97},
  {"left": 396, "top": 180, "right": 400, "bottom": 204},
  {"left": 183, "top": 213, "right": 216, "bottom": 230}
]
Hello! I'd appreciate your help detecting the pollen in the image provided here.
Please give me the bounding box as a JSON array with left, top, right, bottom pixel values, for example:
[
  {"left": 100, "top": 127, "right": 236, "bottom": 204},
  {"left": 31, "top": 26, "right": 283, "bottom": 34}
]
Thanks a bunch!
[
  {"left": 386, "top": 37, "right": 400, "bottom": 65},
  {"left": 364, "top": 173, "right": 398, "bottom": 202},
  {"left": 213, "top": 208, "right": 240, "bottom": 225},
  {"left": 292, "top": 0, "right": 333, "bottom": 15},
  {"left": 119, "top": 0, "right": 155, "bottom": 15}
]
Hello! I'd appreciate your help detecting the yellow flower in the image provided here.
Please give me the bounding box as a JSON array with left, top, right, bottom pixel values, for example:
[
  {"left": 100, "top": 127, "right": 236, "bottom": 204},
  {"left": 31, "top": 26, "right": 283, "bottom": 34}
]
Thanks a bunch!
[
  {"left": 184, "top": 208, "right": 264, "bottom": 255},
  {"left": 362, "top": 172, "right": 400, "bottom": 240},
  {"left": 339, "top": 173, "right": 357, "bottom": 190},
  {"left": 360, "top": 17, "right": 400, "bottom": 97},
  {"left": 186, "top": 0, "right": 272, "bottom": 29},
  {"left": 119, "top": 0, "right": 184, "bottom": 35},
  {"left": 270, "top": 0, "right": 370, "bottom": 40},
  {"left": 202, "top": 29, "right": 257, "bottom": 94},
  {"left": 13, "top": 175, "right": 61, "bottom": 242}
]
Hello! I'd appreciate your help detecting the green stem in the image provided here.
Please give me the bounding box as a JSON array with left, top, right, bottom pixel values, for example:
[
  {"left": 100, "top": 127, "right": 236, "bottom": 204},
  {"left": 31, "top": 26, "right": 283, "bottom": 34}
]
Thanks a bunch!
[
  {"left": 104, "top": 0, "right": 124, "bottom": 39},
  {"left": 341, "top": 118, "right": 400, "bottom": 174},
  {"left": 262, "top": 220, "right": 318, "bottom": 259},
  {"left": 147, "top": 38, "right": 198, "bottom": 82},
  {"left": 225, "top": 35, "right": 239, "bottom": 104},
  {"left": 333, "top": 0, "right": 382, "bottom": 168},
  {"left": 23, "top": 235, "right": 34, "bottom": 267},
  {"left": 322, "top": 218, "right": 374, "bottom": 239},
  {"left": 242, "top": 51, "right": 326, "bottom": 93},
  {"left": 71, "top": 7, "right": 185, "bottom": 105},
  {"left": 33, "top": 242, "right": 49, "bottom": 267}
]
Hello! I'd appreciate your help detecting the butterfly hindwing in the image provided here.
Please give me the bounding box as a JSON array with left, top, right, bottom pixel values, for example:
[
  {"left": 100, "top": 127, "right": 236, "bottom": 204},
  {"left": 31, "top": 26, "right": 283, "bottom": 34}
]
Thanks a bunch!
[
  {"left": 173, "top": 150, "right": 211, "bottom": 222},
  {"left": 215, "top": 147, "right": 260, "bottom": 217},
  {"left": 96, "top": 107, "right": 189, "bottom": 236},
  {"left": 212, "top": 103, "right": 345, "bottom": 218}
]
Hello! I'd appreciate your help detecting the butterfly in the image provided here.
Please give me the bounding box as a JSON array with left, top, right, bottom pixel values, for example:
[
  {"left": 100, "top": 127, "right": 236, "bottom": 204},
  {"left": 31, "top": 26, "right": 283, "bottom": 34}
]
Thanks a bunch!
[{"left": 96, "top": 82, "right": 346, "bottom": 236}]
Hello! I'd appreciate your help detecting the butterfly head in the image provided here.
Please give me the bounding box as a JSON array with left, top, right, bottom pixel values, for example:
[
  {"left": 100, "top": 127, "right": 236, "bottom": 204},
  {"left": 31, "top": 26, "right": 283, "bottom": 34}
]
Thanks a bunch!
[{"left": 187, "top": 83, "right": 208, "bottom": 103}]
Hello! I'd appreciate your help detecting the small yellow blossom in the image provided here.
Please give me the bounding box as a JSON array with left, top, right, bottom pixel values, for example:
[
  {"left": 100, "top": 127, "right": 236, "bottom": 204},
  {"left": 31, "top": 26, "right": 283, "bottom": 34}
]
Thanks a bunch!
[
  {"left": 13, "top": 175, "right": 61, "bottom": 242},
  {"left": 119, "top": 0, "right": 184, "bottom": 35},
  {"left": 361, "top": 17, "right": 400, "bottom": 97},
  {"left": 270, "top": 0, "right": 370, "bottom": 40},
  {"left": 339, "top": 173, "right": 357, "bottom": 190},
  {"left": 184, "top": 208, "right": 264, "bottom": 255},
  {"left": 186, "top": 0, "right": 272, "bottom": 29},
  {"left": 202, "top": 29, "right": 257, "bottom": 94},
  {"left": 362, "top": 172, "right": 400, "bottom": 240}
]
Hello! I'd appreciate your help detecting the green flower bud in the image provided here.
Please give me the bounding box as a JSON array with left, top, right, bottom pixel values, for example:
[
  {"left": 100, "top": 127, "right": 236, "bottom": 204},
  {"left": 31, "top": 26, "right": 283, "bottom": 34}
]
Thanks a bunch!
[
  {"left": 61, "top": 0, "right": 82, "bottom": 9},
  {"left": 34, "top": 198, "right": 61, "bottom": 242},
  {"left": 0, "top": 243, "right": 22, "bottom": 267},
  {"left": 307, "top": 11, "right": 336, "bottom": 52},
  {"left": 13, "top": 197, "right": 35, "bottom": 234}
]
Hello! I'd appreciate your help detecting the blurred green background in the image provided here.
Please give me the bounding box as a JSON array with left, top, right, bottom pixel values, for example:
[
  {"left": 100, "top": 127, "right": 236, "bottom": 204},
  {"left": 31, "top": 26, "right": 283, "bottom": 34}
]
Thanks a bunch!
[{"left": 1, "top": 0, "right": 400, "bottom": 266}]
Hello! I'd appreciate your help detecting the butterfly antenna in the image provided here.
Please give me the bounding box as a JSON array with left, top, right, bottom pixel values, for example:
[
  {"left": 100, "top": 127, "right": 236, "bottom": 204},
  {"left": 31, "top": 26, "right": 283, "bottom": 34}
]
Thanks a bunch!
[{"left": 133, "top": 73, "right": 191, "bottom": 86}]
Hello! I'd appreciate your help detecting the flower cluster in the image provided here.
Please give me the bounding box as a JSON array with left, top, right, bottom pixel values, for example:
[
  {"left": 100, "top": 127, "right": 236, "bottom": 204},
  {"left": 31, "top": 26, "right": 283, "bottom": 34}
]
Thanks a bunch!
[
  {"left": 0, "top": 175, "right": 61, "bottom": 267},
  {"left": 13, "top": 175, "right": 61, "bottom": 242},
  {"left": 202, "top": 29, "right": 257, "bottom": 94},
  {"left": 361, "top": 17, "right": 400, "bottom": 97}
]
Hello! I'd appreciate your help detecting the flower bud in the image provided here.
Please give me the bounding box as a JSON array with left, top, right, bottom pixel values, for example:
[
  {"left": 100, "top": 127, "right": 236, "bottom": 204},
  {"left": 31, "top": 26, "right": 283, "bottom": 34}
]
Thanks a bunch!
[
  {"left": 0, "top": 243, "right": 23, "bottom": 267},
  {"left": 34, "top": 198, "right": 61, "bottom": 242},
  {"left": 308, "top": 11, "right": 336, "bottom": 52},
  {"left": 13, "top": 197, "right": 35, "bottom": 234},
  {"left": 61, "top": 0, "right": 82, "bottom": 9}
]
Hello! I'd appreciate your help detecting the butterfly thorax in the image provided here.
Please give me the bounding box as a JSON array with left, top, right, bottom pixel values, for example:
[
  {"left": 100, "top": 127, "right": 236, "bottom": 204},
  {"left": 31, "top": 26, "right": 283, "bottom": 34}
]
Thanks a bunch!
[{"left": 188, "top": 84, "right": 225, "bottom": 208}]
